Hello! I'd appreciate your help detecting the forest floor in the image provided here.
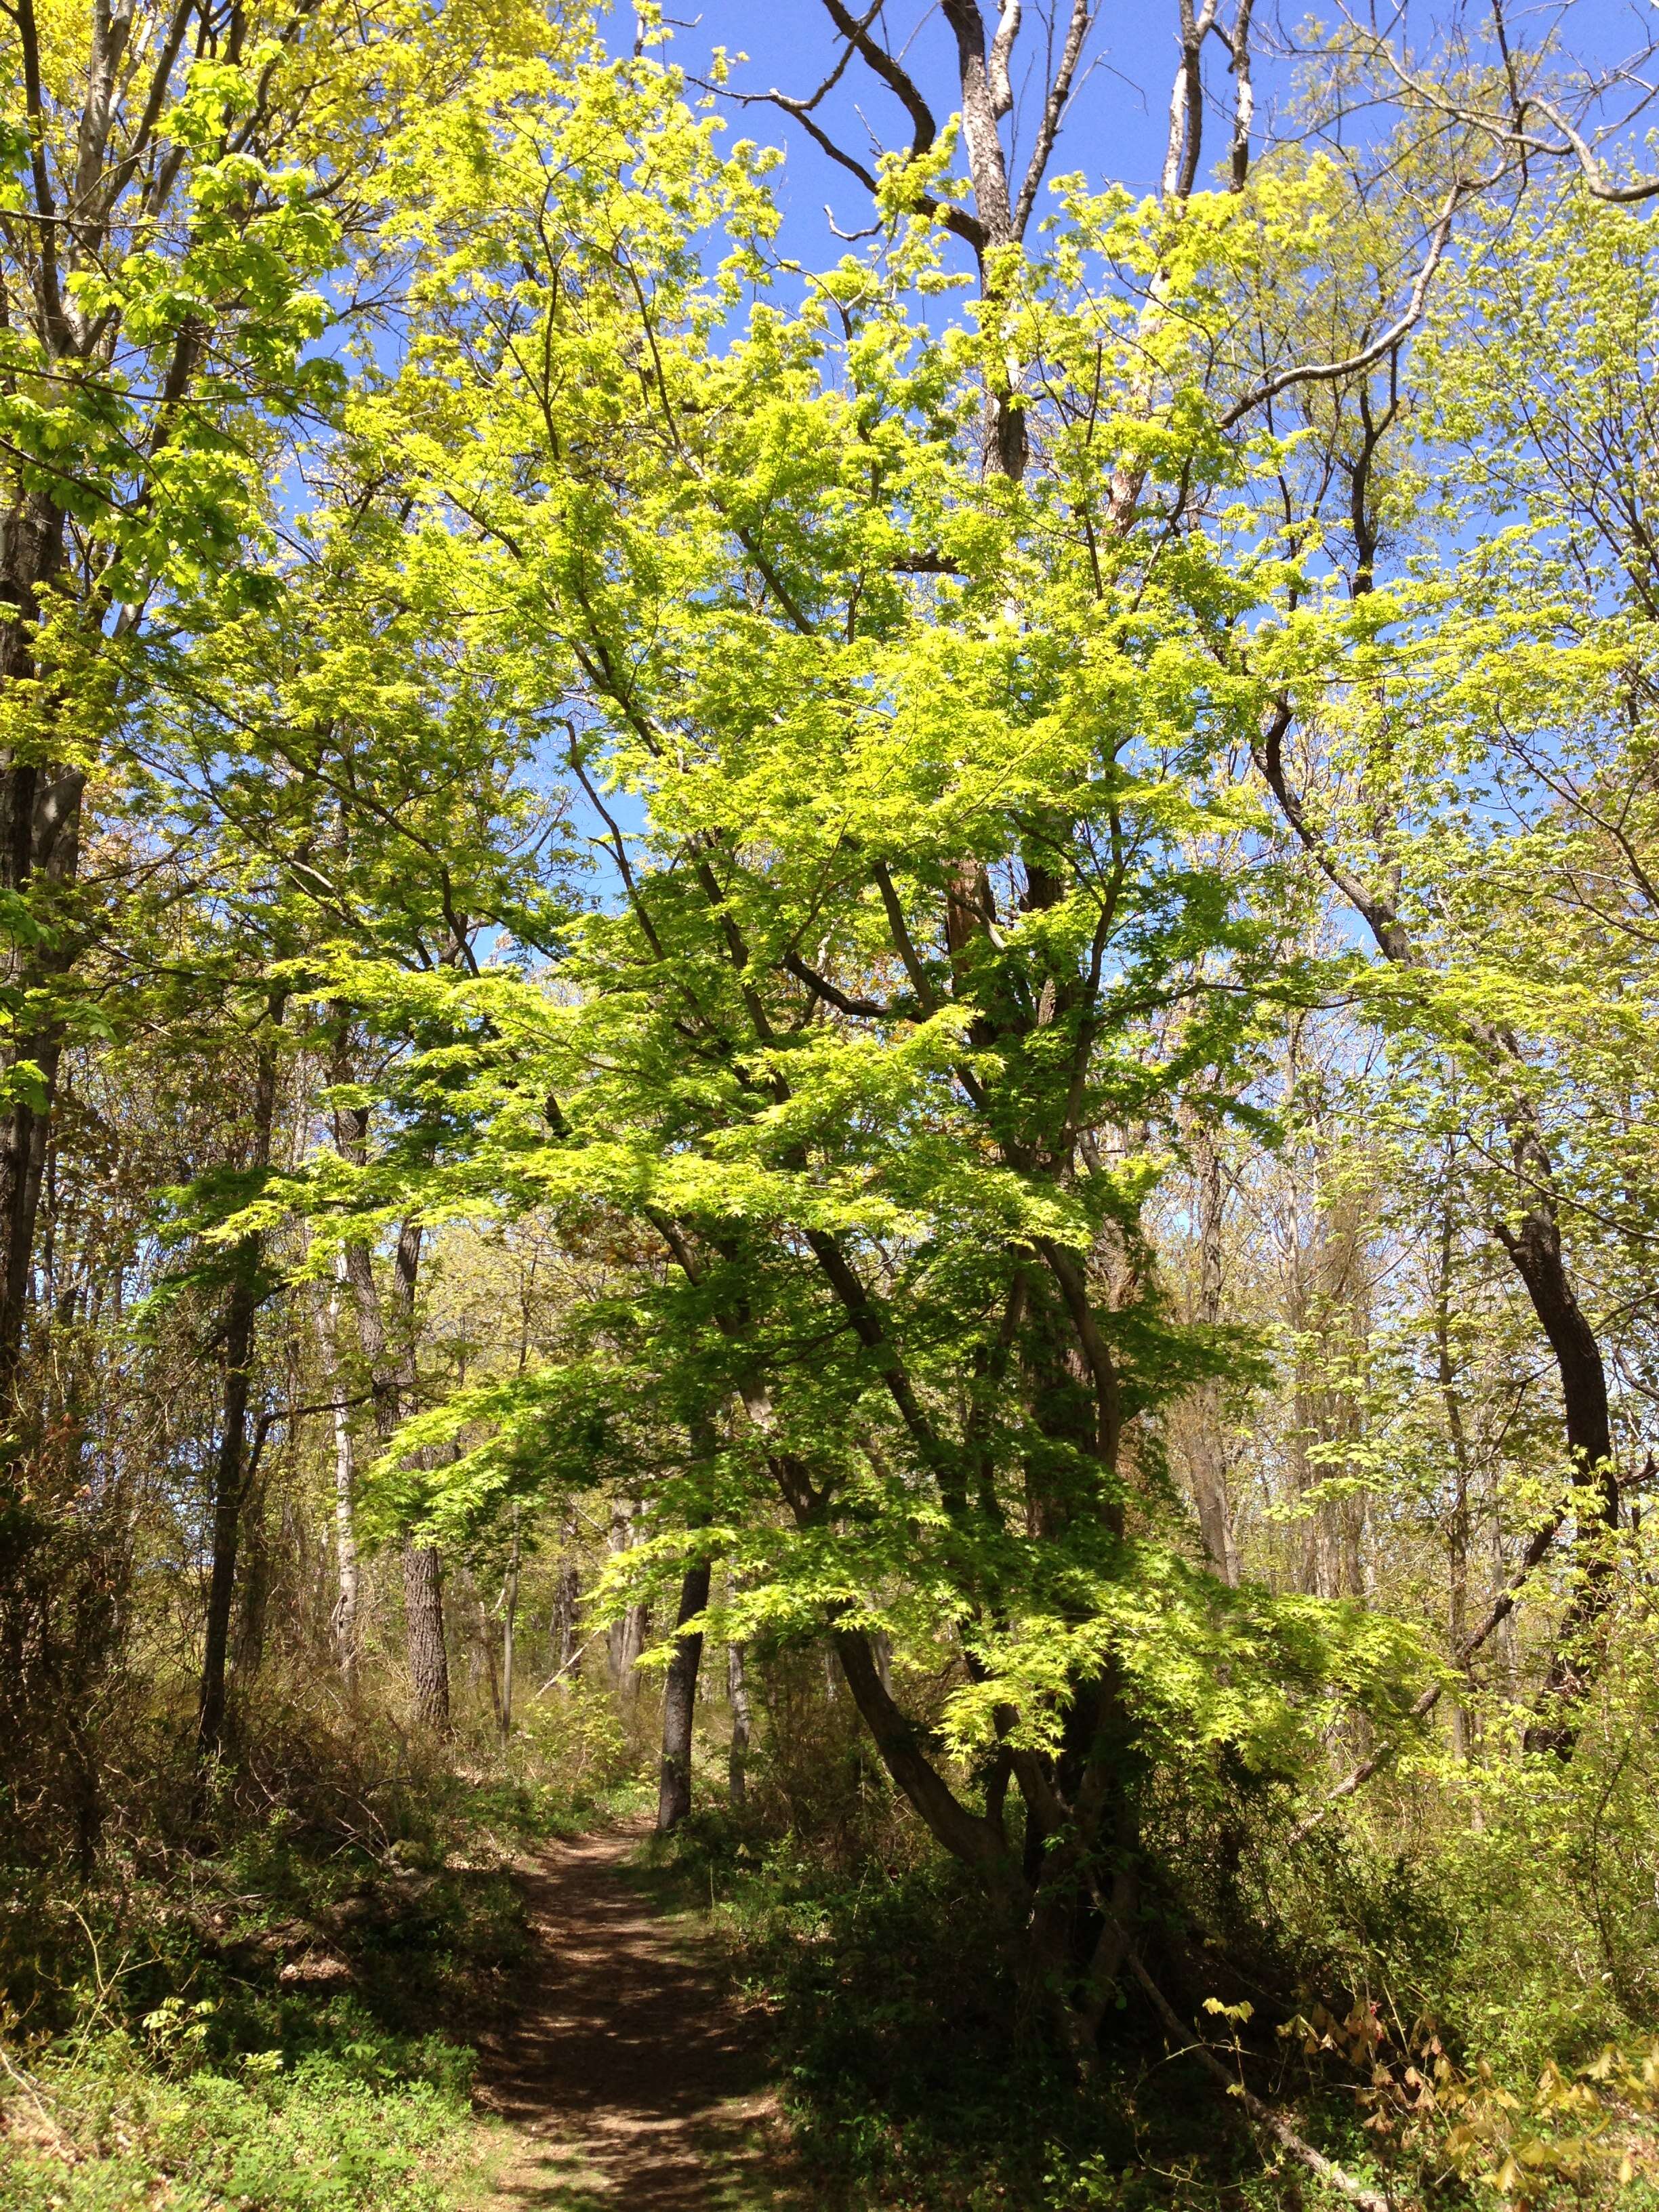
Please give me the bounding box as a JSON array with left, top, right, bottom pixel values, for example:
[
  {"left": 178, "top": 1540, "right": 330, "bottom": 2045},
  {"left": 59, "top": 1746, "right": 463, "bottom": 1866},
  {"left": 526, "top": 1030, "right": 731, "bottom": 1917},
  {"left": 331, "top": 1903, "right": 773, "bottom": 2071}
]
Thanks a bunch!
[{"left": 471, "top": 1818, "right": 804, "bottom": 2212}]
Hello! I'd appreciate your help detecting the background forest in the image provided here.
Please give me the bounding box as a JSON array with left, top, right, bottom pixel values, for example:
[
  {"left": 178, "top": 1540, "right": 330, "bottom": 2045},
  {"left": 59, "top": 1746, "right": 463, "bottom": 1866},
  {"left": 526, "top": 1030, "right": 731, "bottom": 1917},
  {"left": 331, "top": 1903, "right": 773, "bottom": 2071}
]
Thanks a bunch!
[{"left": 3, "top": 1, "right": 1659, "bottom": 2207}]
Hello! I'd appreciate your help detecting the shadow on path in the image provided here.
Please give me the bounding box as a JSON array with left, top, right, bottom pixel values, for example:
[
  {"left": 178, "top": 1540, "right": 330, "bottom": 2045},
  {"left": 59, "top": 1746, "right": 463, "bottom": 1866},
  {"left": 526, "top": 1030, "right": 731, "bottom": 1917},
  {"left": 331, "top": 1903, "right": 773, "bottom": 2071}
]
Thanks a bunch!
[{"left": 473, "top": 1820, "right": 800, "bottom": 2210}]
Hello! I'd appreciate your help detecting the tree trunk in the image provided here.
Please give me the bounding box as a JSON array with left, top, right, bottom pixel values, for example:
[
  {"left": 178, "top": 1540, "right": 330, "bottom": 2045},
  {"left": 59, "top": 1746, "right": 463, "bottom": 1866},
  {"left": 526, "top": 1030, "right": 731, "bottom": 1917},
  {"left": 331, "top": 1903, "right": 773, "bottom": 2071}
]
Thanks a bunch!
[
  {"left": 550, "top": 1523, "right": 580, "bottom": 1681},
  {"left": 617, "top": 1600, "right": 649, "bottom": 1694},
  {"left": 230, "top": 1478, "right": 270, "bottom": 1684},
  {"left": 196, "top": 1005, "right": 283, "bottom": 1760},
  {"left": 500, "top": 1507, "right": 519, "bottom": 1742},
  {"left": 1435, "top": 1193, "right": 1473, "bottom": 1759},
  {"left": 657, "top": 1547, "right": 712, "bottom": 1832},
  {"left": 0, "top": 495, "right": 71, "bottom": 1419},
  {"left": 1189, "top": 1128, "right": 1239, "bottom": 1584},
  {"left": 727, "top": 1641, "right": 752, "bottom": 1807},
  {"left": 197, "top": 1266, "right": 259, "bottom": 1761},
  {"left": 403, "top": 1538, "right": 449, "bottom": 1731},
  {"left": 1498, "top": 1207, "right": 1614, "bottom": 1515},
  {"left": 323, "top": 1264, "right": 361, "bottom": 1696},
  {"left": 1502, "top": 1202, "right": 1618, "bottom": 1755}
]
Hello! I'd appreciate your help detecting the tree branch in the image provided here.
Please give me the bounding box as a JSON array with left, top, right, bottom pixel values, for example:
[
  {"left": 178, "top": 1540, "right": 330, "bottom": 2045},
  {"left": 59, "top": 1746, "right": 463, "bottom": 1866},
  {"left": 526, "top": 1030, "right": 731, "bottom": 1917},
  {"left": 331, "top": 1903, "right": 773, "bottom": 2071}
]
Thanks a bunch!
[
  {"left": 819, "top": 0, "right": 939, "bottom": 160},
  {"left": 1220, "top": 184, "right": 1463, "bottom": 428},
  {"left": 1286, "top": 1498, "right": 1574, "bottom": 1845},
  {"left": 1013, "top": 0, "right": 1094, "bottom": 237},
  {"left": 781, "top": 949, "right": 897, "bottom": 1019},
  {"left": 1122, "top": 1945, "right": 1391, "bottom": 2212}
]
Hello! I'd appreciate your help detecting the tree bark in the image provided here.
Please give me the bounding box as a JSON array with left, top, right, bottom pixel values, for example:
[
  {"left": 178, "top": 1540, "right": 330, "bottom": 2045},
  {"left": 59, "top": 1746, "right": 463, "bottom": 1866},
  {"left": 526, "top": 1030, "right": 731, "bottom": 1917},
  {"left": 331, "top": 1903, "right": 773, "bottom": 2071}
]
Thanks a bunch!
[
  {"left": 1189, "top": 1126, "right": 1239, "bottom": 1583},
  {"left": 727, "top": 1641, "right": 752, "bottom": 1807},
  {"left": 196, "top": 1004, "right": 283, "bottom": 1760},
  {"left": 657, "top": 1546, "right": 712, "bottom": 1831},
  {"left": 0, "top": 519, "right": 80, "bottom": 1415},
  {"left": 1435, "top": 1191, "right": 1473, "bottom": 1758},
  {"left": 230, "top": 1478, "right": 270, "bottom": 1685},
  {"left": 500, "top": 1507, "right": 519, "bottom": 1742},
  {"left": 550, "top": 1520, "right": 581, "bottom": 1679},
  {"left": 403, "top": 1538, "right": 450, "bottom": 1731},
  {"left": 322, "top": 1262, "right": 361, "bottom": 1697},
  {"left": 197, "top": 1265, "right": 259, "bottom": 1761}
]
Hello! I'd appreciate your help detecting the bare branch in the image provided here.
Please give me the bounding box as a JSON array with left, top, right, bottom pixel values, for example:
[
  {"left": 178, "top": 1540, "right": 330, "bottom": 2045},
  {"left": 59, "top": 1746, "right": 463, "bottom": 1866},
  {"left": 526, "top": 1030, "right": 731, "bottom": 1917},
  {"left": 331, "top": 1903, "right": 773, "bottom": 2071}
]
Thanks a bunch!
[
  {"left": 1326, "top": 0, "right": 1659, "bottom": 200},
  {"left": 1286, "top": 1498, "right": 1573, "bottom": 1846},
  {"left": 870, "top": 859, "right": 941, "bottom": 1017},
  {"left": 1227, "top": 0, "right": 1255, "bottom": 191},
  {"left": 1121, "top": 1946, "right": 1392, "bottom": 2212},
  {"left": 987, "top": 0, "right": 1020, "bottom": 119},
  {"left": 942, "top": 0, "right": 1016, "bottom": 247},
  {"left": 1220, "top": 182, "right": 1463, "bottom": 428},
  {"left": 747, "top": 90, "right": 882, "bottom": 203},
  {"left": 780, "top": 949, "right": 897, "bottom": 1019},
  {"left": 820, "top": 0, "right": 939, "bottom": 161},
  {"left": 1164, "top": 0, "right": 1222, "bottom": 203},
  {"left": 1531, "top": 94, "right": 1659, "bottom": 204},
  {"left": 1012, "top": 0, "right": 1095, "bottom": 239}
]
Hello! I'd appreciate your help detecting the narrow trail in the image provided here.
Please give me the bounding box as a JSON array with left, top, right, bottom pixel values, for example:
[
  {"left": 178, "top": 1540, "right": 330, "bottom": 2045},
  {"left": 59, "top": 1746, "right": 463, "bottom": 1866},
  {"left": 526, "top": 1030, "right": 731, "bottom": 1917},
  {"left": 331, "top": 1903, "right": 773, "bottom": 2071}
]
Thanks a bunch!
[{"left": 472, "top": 1820, "right": 797, "bottom": 2211}]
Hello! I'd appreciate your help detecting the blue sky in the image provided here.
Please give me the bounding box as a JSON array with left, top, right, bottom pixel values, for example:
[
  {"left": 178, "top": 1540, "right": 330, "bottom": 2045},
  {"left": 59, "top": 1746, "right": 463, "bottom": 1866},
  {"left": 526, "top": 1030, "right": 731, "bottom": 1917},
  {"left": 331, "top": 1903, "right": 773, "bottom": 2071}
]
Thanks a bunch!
[
  {"left": 665, "top": 0, "right": 1659, "bottom": 270},
  {"left": 546, "top": 1, "right": 1659, "bottom": 903},
  {"left": 685, "top": 0, "right": 1179, "bottom": 216}
]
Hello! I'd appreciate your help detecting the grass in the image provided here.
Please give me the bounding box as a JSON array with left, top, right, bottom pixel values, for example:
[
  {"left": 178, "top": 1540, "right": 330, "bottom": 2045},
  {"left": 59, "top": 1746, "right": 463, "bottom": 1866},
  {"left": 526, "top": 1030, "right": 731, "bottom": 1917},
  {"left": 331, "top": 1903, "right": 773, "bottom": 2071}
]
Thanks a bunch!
[
  {"left": 0, "top": 2029, "right": 477, "bottom": 2211},
  {"left": 0, "top": 1700, "right": 644, "bottom": 2212},
  {"left": 643, "top": 1812, "right": 1347, "bottom": 2212}
]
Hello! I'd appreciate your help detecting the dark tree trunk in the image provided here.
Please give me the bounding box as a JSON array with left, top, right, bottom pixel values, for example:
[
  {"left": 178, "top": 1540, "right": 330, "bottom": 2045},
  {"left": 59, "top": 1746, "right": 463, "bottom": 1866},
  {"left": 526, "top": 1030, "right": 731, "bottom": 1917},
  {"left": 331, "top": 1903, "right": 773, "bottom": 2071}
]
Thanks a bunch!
[
  {"left": 1189, "top": 1127, "right": 1239, "bottom": 1584},
  {"left": 549, "top": 1525, "right": 580, "bottom": 1680},
  {"left": 657, "top": 1551, "right": 712, "bottom": 1832},
  {"left": 230, "top": 1480, "right": 270, "bottom": 1684},
  {"left": 196, "top": 1270, "right": 258, "bottom": 1760},
  {"left": 1504, "top": 1204, "right": 1618, "bottom": 1753},
  {"left": 1435, "top": 1190, "right": 1474, "bottom": 1759},
  {"left": 500, "top": 1508, "right": 519, "bottom": 1741},
  {"left": 196, "top": 1008, "right": 283, "bottom": 1760},
  {"left": 0, "top": 490, "right": 75, "bottom": 1416},
  {"left": 0, "top": 802, "right": 80, "bottom": 1413},
  {"left": 1499, "top": 1210, "right": 1614, "bottom": 1515}
]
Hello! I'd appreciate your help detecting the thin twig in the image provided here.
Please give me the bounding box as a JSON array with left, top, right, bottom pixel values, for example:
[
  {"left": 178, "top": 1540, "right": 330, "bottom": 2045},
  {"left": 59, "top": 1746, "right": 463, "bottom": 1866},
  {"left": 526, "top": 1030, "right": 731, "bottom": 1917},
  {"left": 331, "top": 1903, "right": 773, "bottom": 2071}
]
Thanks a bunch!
[
  {"left": 1124, "top": 1948, "right": 1392, "bottom": 2212},
  {"left": 535, "top": 1630, "right": 602, "bottom": 1696},
  {"left": 1221, "top": 184, "right": 1465, "bottom": 428},
  {"left": 1287, "top": 1497, "right": 1573, "bottom": 1845}
]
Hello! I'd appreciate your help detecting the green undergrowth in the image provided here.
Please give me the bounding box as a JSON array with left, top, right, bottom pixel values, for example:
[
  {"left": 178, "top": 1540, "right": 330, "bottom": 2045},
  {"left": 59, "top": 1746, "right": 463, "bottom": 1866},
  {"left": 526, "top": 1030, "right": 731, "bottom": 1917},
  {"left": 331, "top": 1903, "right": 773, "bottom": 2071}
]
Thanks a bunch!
[
  {"left": 0, "top": 1691, "right": 646, "bottom": 2211},
  {"left": 0, "top": 2030, "right": 476, "bottom": 2212},
  {"left": 646, "top": 1812, "right": 1360, "bottom": 2212},
  {"left": 649, "top": 1786, "right": 1659, "bottom": 2212}
]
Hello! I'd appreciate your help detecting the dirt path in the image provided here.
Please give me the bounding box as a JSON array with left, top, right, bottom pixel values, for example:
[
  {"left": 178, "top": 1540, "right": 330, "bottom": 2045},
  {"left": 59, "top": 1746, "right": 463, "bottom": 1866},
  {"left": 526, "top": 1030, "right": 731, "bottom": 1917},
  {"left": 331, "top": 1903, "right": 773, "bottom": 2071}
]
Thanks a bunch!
[{"left": 472, "top": 1820, "right": 796, "bottom": 2211}]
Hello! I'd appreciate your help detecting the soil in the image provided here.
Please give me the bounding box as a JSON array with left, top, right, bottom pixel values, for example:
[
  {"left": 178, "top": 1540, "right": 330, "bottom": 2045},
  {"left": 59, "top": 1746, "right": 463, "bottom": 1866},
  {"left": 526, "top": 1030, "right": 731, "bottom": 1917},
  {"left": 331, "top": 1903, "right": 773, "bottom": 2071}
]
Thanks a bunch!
[{"left": 472, "top": 1819, "right": 802, "bottom": 2211}]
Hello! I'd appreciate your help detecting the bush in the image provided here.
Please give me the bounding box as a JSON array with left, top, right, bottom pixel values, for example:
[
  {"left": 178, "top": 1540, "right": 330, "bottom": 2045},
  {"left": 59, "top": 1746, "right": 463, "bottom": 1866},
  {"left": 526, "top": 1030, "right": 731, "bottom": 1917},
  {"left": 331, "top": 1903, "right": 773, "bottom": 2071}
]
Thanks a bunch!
[{"left": 0, "top": 2030, "right": 476, "bottom": 2211}]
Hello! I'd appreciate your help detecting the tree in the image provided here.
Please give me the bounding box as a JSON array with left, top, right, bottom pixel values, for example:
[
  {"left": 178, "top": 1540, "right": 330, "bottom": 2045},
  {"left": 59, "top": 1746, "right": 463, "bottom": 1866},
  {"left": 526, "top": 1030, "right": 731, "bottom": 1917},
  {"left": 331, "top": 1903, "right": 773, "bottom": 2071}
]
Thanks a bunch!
[
  {"left": 0, "top": 0, "right": 550, "bottom": 1433},
  {"left": 265, "top": 47, "right": 1439, "bottom": 2070}
]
